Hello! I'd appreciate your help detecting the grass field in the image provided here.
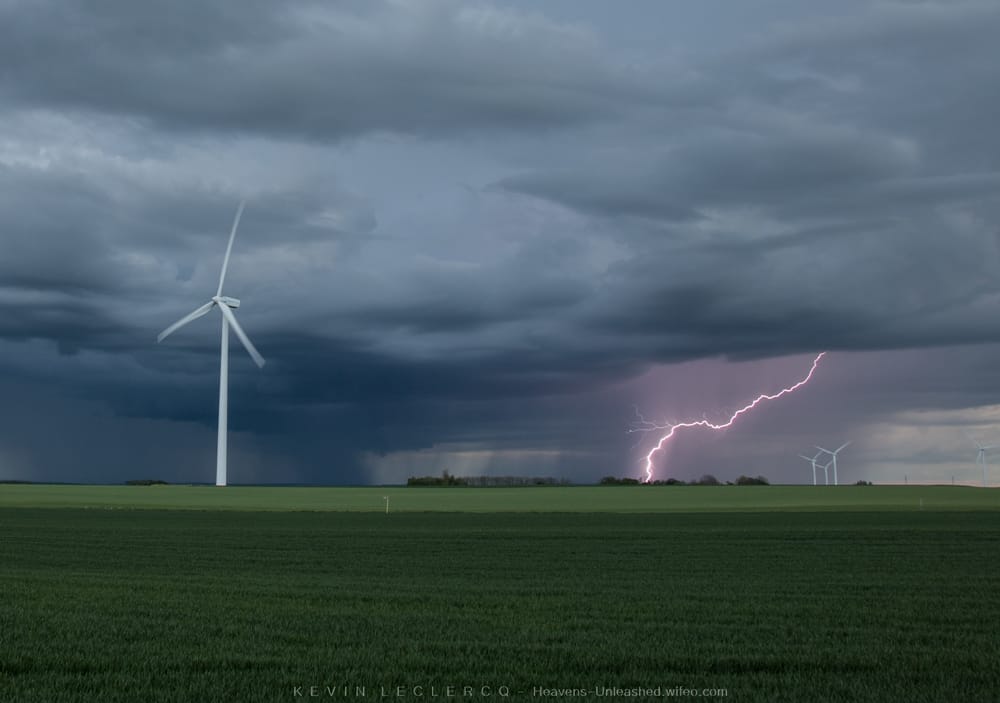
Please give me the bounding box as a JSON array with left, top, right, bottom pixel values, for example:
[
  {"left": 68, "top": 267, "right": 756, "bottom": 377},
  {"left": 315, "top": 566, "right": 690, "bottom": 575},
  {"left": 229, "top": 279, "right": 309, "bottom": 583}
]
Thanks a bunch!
[
  {"left": 1, "top": 487, "right": 998, "bottom": 702},
  {"left": 1, "top": 484, "right": 998, "bottom": 512}
]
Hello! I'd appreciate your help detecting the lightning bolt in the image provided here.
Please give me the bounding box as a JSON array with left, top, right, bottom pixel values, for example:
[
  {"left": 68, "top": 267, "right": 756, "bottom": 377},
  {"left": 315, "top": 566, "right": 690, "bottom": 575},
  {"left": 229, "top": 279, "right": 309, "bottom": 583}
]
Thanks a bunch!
[{"left": 631, "top": 352, "right": 826, "bottom": 483}]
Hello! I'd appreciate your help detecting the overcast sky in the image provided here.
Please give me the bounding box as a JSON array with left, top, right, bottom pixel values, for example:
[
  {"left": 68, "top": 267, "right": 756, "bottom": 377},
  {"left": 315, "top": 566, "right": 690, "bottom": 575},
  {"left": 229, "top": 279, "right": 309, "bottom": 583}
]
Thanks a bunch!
[{"left": 2, "top": 0, "right": 1000, "bottom": 486}]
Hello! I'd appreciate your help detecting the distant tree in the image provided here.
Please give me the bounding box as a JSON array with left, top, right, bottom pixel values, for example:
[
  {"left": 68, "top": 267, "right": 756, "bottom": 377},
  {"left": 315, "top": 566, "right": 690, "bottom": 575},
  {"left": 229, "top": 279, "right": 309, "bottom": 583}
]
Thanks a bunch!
[
  {"left": 125, "top": 479, "right": 169, "bottom": 486},
  {"left": 696, "top": 474, "right": 721, "bottom": 486},
  {"left": 599, "top": 476, "right": 640, "bottom": 485},
  {"left": 854, "top": 480, "right": 873, "bottom": 486},
  {"left": 736, "top": 475, "right": 770, "bottom": 486},
  {"left": 464, "top": 475, "right": 568, "bottom": 487},
  {"left": 413, "top": 474, "right": 568, "bottom": 487},
  {"left": 407, "top": 474, "right": 468, "bottom": 487}
]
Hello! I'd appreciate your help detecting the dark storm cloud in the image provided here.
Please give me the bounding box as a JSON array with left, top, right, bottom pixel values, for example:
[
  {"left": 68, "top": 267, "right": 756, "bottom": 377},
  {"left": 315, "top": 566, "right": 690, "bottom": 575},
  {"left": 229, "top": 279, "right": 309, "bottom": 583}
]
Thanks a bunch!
[
  {"left": 0, "top": 163, "right": 117, "bottom": 295},
  {"left": 721, "top": 3, "right": 1000, "bottom": 182},
  {"left": 0, "top": 152, "right": 375, "bottom": 337},
  {"left": 335, "top": 257, "right": 590, "bottom": 334},
  {"left": 487, "top": 2, "right": 1000, "bottom": 367},
  {"left": 0, "top": 0, "right": 654, "bottom": 141},
  {"left": 576, "top": 208, "right": 1000, "bottom": 364},
  {"left": 496, "top": 126, "right": 918, "bottom": 223}
]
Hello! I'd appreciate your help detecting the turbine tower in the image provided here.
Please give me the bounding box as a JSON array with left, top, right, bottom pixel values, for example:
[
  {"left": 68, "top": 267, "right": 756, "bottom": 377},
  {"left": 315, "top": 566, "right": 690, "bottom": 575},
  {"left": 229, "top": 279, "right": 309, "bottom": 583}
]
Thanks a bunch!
[
  {"left": 819, "top": 456, "right": 831, "bottom": 485},
  {"left": 157, "top": 201, "right": 265, "bottom": 486},
  {"left": 798, "top": 451, "right": 823, "bottom": 486},
  {"left": 815, "top": 441, "right": 851, "bottom": 486}
]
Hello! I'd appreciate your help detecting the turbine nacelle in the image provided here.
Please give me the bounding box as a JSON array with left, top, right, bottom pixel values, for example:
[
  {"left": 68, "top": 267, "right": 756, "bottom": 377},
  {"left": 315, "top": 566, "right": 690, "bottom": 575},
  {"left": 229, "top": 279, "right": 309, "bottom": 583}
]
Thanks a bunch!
[{"left": 213, "top": 295, "right": 241, "bottom": 309}]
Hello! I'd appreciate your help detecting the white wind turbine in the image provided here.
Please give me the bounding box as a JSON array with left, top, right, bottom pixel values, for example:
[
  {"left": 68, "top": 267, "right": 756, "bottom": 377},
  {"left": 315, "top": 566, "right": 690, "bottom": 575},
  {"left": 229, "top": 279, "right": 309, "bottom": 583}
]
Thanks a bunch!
[
  {"left": 799, "top": 450, "right": 823, "bottom": 486},
  {"left": 157, "top": 201, "right": 265, "bottom": 487},
  {"left": 815, "top": 441, "right": 851, "bottom": 486},
  {"left": 967, "top": 435, "right": 997, "bottom": 487}
]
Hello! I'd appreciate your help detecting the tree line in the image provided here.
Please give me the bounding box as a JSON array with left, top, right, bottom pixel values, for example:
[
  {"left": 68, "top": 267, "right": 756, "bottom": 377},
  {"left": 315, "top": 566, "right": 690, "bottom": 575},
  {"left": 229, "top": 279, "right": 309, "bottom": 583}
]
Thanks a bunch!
[
  {"left": 599, "top": 474, "right": 770, "bottom": 486},
  {"left": 407, "top": 471, "right": 571, "bottom": 487},
  {"left": 407, "top": 471, "right": 772, "bottom": 487}
]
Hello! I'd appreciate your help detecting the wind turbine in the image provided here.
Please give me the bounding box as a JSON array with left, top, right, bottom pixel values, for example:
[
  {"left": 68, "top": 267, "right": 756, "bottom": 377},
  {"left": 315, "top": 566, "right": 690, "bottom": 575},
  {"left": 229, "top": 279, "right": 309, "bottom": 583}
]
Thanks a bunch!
[
  {"left": 967, "top": 435, "right": 996, "bottom": 487},
  {"left": 799, "top": 451, "right": 823, "bottom": 486},
  {"left": 157, "top": 200, "right": 265, "bottom": 487},
  {"left": 815, "top": 441, "right": 851, "bottom": 486}
]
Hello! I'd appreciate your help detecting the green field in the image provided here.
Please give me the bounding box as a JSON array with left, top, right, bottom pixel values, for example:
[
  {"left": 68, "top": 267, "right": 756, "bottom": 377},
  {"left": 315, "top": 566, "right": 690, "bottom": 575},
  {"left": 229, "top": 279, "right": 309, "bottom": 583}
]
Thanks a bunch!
[
  {"left": 1, "top": 484, "right": 997, "bottom": 512},
  {"left": 1, "top": 487, "right": 998, "bottom": 702}
]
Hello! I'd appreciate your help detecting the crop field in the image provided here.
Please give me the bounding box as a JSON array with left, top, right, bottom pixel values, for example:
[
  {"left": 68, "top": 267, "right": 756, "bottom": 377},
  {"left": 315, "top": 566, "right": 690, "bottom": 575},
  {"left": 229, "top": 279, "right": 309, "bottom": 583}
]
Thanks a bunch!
[
  {"left": 1, "top": 489, "right": 998, "bottom": 702},
  {"left": 1, "top": 483, "right": 998, "bottom": 512}
]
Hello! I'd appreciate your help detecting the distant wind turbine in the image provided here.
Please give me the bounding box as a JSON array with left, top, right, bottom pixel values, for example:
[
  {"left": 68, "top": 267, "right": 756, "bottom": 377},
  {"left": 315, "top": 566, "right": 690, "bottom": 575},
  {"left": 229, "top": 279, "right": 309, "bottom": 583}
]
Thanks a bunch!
[
  {"left": 157, "top": 201, "right": 265, "bottom": 487},
  {"left": 815, "top": 441, "right": 851, "bottom": 486},
  {"left": 799, "top": 451, "right": 823, "bottom": 486},
  {"left": 967, "top": 434, "right": 997, "bottom": 488}
]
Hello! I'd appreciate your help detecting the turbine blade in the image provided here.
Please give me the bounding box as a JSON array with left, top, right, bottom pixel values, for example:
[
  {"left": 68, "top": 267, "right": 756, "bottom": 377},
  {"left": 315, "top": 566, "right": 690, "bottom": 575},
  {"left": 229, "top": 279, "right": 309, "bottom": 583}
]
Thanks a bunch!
[
  {"left": 815, "top": 446, "right": 832, "bottom": 455},
  {"left": 156, "top": 301, "right": 215, "bottom": 343},
  {"left": 964, "top": 430, "right": 984, "bottom": 449},
  {"left": 798, "top": 455, "right": 814, "bottom": 461},
  {"left": 835, "top": 441, "right": 852, "bottom": 453},
  {"left": 216, "top": 200, "right": 246, "bottom": 297},
  {"left": 217, "top": 303, "right": 265, "bottom": 368}
]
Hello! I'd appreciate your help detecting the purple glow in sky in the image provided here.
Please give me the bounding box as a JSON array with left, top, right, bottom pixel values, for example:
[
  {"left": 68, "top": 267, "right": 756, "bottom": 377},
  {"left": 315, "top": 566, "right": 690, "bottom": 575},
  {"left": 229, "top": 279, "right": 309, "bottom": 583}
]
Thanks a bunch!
[{"left": 632, "top": 354, "right": 825, "bottom": 482}]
